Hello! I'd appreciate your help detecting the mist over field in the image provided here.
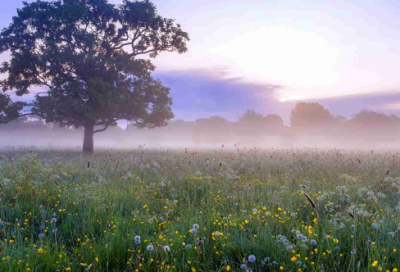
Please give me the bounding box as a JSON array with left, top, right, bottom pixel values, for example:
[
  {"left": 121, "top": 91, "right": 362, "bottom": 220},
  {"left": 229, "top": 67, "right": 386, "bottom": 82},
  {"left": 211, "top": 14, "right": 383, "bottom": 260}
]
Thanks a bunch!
[{"left": 2, "top": 105, "right": 400, "bottom": 151}]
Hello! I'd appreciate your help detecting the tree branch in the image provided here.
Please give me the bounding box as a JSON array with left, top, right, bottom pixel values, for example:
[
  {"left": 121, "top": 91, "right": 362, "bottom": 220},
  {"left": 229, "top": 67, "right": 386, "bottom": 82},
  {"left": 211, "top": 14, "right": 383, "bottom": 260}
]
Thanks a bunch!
[
  {"left": 0, "top": 112, "right": 42, "bottom": 124},
  {"left": 113, "top": 41, "right": 133, "bottom": 50},
  {"left": 93, "top": 123, "right": 110, "bottom": 134},
  {"left": 128, "top": 47, "right": 174, "bottom": 57}
]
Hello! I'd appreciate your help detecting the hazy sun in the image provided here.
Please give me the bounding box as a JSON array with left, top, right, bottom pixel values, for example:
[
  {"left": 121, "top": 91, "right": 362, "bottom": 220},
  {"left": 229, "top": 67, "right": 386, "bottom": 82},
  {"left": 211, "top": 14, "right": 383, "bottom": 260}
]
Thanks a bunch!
[
  {"left": 208, "top": 26, "right": 340, "bottom": 88},
  {"left": 279, "top": 94, "right": 305, "bottom": 102}
]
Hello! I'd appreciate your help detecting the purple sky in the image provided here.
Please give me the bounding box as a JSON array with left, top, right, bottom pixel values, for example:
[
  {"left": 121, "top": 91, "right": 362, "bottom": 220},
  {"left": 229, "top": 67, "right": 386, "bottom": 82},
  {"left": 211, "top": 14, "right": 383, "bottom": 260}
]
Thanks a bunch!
[{"left": 1, "top": 0, "right": 400, "bottom": 124}]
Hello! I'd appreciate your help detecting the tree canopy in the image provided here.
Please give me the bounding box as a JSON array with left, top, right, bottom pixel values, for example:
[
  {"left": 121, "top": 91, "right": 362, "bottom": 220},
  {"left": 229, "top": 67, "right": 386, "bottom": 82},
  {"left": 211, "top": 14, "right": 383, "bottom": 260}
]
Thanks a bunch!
[
  {"left": 193, "top": 116, "right": 233, "bottom": 145},
  {"left": 234, "top": 110, "right": 284, "bottom": 144},
  {"left": 290, "top": 102, "right": 336, "bottom": 133},
  {"left": 0, "top": 93, "right": 26, "bottom": 124},
  {"left": 0, "top": 0, "right": 189, "bottom": 152}
]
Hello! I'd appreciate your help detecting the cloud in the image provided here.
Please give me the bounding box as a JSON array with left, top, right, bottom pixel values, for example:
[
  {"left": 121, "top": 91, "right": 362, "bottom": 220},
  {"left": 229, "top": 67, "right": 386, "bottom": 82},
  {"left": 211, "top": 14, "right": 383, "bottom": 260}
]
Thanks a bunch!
[
  {"left": 154, "top": 68, "right": 282, "bottom": 121},
  {"left": 383, "top": 103, "right": 400, "bottom": 110},
  {"left": 153, "top": 69, "right": 400, "bottom": 123}
]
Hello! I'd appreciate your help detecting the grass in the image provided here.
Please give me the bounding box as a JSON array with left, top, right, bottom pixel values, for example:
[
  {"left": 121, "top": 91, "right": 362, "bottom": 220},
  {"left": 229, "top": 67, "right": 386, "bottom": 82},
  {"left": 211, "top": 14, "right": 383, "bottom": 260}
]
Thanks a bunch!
[{"left": 0, "top": 147, "right": 399, "bottom": 271}]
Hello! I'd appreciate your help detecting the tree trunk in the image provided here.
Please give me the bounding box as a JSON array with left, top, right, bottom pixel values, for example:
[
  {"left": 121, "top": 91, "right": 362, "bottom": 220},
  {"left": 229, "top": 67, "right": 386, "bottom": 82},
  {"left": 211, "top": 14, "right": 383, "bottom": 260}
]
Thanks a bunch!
[{"left": 83, "top": 124, "right": 94, "bottom": 153}]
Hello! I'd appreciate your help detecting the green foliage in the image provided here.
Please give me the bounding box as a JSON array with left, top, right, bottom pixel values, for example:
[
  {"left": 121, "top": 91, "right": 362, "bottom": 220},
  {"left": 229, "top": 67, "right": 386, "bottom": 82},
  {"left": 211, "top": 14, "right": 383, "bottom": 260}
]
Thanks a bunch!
[{"left": 0, "top": 93, "right": 26, "bottom": 124}]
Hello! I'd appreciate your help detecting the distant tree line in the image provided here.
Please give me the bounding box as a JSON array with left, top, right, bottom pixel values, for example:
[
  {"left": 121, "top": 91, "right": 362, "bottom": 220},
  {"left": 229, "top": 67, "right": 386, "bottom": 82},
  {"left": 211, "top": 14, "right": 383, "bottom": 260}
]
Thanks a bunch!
[{"left": 1, "top": 102, "right": 400, "bottom": 149}]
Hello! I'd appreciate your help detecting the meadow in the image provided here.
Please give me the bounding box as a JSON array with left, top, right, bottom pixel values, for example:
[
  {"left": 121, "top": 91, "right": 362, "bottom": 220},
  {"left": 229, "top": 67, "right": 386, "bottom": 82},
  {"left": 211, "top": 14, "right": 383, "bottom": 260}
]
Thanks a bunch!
[{"left": 0, "top": 147, "right": 399, "bottom": 272}]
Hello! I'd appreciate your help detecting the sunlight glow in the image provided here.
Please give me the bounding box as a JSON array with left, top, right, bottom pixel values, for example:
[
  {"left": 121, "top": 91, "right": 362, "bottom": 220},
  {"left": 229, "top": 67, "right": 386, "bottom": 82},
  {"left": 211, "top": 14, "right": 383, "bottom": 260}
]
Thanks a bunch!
[
  {"left": 208, "top": 26, "right": 340, "bottom": 91},
  {"left": 383, "top": 103, "right": 400, "bottom": 110},
  {"left": 279, "top": 94, "right": 305, "bottom": 102}
]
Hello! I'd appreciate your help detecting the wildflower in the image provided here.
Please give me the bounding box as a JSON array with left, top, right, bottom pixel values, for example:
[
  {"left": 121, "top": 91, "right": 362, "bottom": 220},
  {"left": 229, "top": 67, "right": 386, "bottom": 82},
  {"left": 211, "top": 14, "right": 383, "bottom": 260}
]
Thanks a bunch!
[
  {"left": 371, "top": 223, "right": 379, "bottom": 230},
  {"left": 276, "top": 235, "right": 289, "bottom": 246},
  {"left": 196, "top": 237, "right": 204, "bottom": 245},
  {"left": 248, "top": 255, "right": 256, "bottom": 262},
  {"left": 193, "top": 224, "right": 199, "bottom": 230},
  {"left": 134, "top": 236, "right": 141, "bottom": 245},
  {"left": 146, "top": 245, "right": 154, "bottom": 251},
  {"left": 295, "top": 261, "right": 303, "bottom": 266},
  {"left": 226, "top": 265, "right": 231, "bottom": 271},
  {"left": 163, "top": 246, "right": 170, "bottom": 252},
  {"left": 185, "top": 244, "right": 193, "bottom": 249},
  {"left": 38, "top": 248, "right": 43, "bottom": 254},
  {"left": 286, "top": 245, "right": 294, "bottom": 251},
  {"left": 372, "top": 261, "right": 378, "bottom": 267},
  {"left": 190, "top": 228, "right": 197, "bottom": 235},
  {"left": 310, "top": 240, "right": 317, "bottom": 246}
]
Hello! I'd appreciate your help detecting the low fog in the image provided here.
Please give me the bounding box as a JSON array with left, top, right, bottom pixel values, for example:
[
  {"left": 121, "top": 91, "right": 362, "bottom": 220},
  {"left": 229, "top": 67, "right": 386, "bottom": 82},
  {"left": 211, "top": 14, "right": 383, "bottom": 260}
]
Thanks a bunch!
[{"left": 1, "top": 102, "right": 400, "bottom": 151}]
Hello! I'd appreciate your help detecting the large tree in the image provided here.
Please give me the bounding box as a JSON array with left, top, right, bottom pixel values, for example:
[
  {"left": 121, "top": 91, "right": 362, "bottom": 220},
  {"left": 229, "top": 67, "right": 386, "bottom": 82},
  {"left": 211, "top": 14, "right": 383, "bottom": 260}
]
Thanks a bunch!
[{"left": 0, "top": 0, "right": 189, "bottom": 153}]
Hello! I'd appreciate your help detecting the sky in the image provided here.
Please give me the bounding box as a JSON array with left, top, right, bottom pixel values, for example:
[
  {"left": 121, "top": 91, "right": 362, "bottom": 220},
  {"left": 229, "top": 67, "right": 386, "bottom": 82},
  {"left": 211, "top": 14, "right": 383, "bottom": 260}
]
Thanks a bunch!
[{"left": 1, "top": 0, "right": 400, "bottom": 123}]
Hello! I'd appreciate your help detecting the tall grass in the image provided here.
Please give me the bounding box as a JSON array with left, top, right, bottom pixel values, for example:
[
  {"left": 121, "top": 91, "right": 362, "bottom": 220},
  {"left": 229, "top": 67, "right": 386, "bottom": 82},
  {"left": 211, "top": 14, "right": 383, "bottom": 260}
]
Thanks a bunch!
[{"left": 0, "top": 147, "right": 399, "bottom": 271}]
